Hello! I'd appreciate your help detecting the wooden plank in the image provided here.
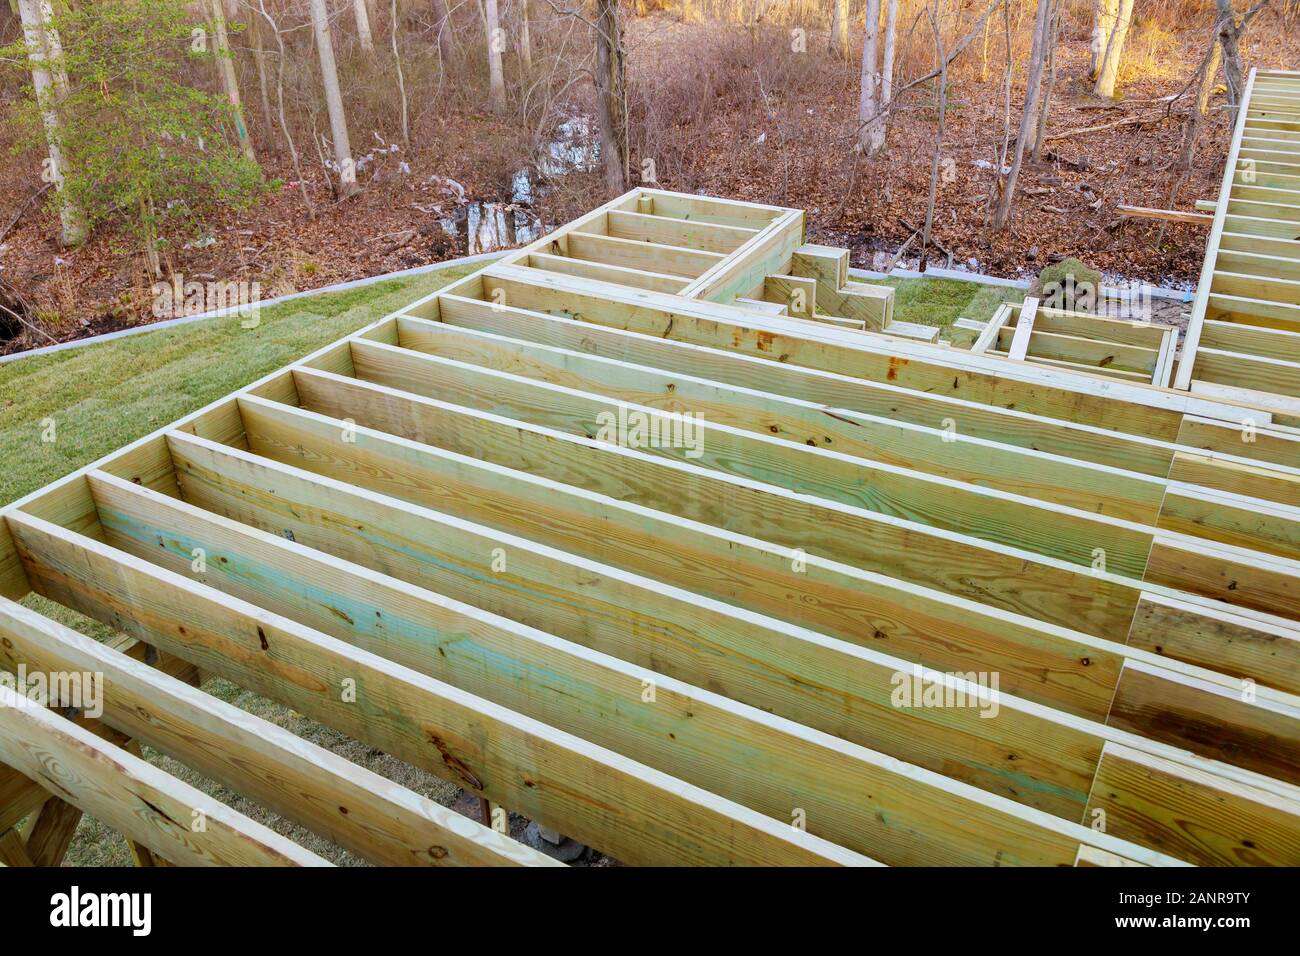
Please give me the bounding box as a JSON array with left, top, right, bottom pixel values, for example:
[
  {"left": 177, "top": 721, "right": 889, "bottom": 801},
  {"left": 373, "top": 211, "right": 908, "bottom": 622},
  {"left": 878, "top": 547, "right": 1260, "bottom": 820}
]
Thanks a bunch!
[
  {"left": 478, "top": 266, "right": 1230, "bottom": 439},
  {"left": 0, "top": 828, "right": 33, "bottom": 866},
  {"left": 1108, "top": 659, "right": 1300, "bottom": 785},
  {"left": 565, "top": 231, "right": 725, "bottom": 278},
  {"left": 971, "top": 304, "right": 1013, "bottom": 354},
  {"left": 1177, "top": 414, "right": 1300, "bottom": 472},
  {"left": 1007, "top": 297, "right": 1038, "bottom": 361},
  {"left": 87, "top": 472, "right": 1167, "bottom": 865},
  {"left": 288, "top": 367, "right": 1148, "bottom": 630},
  {"left": 232, "top": 394, "right": 1134, "bottom": 720},
  {"left": 762, "top": 274, "right": 817, "bottom": 319},
  {"left": 1086, "top": 742, "right": 1300, "bottom": 866},
  {"left": 1194, "top": 347, "right": 1300, "bottom": 399},
  {"left": 1158, "top": 482, "right": 1300, "bottom": 560},
  {"left": 642, "top": 190, "right": 785, "bottom": 228},
  {"left": 1200, "top": 317, "right": 1300, "bottom": 358},
  {"left": 1116, "top": 205, "right": 1213, "bottom": 225},
  {"left": 605, "top": 209, "right": 759, "bottom": 253},
  {"left": 1128, "top": 590, "right": 1300, "bottom": 697},
  {"left": 6, "top": 512, "right": 864, "bottom": 867},
  {"left": 526, "top": 252, "right": 690, "bottom": 295},
  {"left": 428, "top": 294, "right": 1181, "bottom": 477},
  {"left": 1167, "top": 451, "right": 1300, "bottom": 509},
  {"left": 684, "top": 209, "right": 806, "bottom": 303},
  {"left": 0, "top": 681, "right": 329, "bottom": 866},
  {"left": 21, "top": 797, "right": 82, "bottom": 867},
  {"left": 344, "top": 340, "right": 1157, "bottom": 575},
  {"left": 0, "top": 595, "right": 558, "bottom": 867},
  {"left": 995, "top": 326, "right": 1160, "bottom": 374},
  {"left": 1211, "top": 270, "right": 1300, "bottom": 304},
  {"left": 1026, "top": 307, "right": 1170, "bottom": 349},
  {"left": 1145, "top": 533, "right": 1300, "bottom": 621},
  {"left": 165, "top": 431, "right": 1119, "bottom": 819},
  {"left": 1178, "top": 69, "right": 1261, "bottom": 390}
]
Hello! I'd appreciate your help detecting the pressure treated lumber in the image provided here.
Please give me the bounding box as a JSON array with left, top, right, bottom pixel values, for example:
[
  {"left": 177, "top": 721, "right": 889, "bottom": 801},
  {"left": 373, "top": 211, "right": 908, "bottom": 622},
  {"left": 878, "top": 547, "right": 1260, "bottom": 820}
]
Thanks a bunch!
[
  {"left": 81, "top": 472, "right": 1197, "bottom": 866},
  {"left": 0, "top": 682, "right": 329, "bottom": 867},
  {"left": 7, "top": 511, "right": 867, "bottom": 867},
  {"left": 0, "top": 596, "right": 558, "bottom": 867}
]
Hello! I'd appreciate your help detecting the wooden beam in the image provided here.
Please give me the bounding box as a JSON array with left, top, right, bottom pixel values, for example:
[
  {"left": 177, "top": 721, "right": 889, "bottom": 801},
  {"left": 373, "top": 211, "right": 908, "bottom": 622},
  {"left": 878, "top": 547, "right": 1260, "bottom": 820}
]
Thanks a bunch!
[
  {"left": 429, "top": 293, "right": 1182, "bottom": 477},
  {"left": 1116, "top": 205, "right": 1213, "bottom": 225},
  {"left": 7, "top": 511, "right": 864, "bottom": 867},
  {"left": 1086, "top": 741, "right": 1300, "bottom": 866},
  {"left": 83, "top": 471, "right": 1190, "bottom": 865},
  {"left": 605, "top": 209, "right": 759, "bottom": 253},
  {"left": 1007, "top": 296, "right": 1038, "bottom": 361},
  {"left": 565, "top": 231, "right": 725, "bottom": 278},
  {"left": 0, "top": 681, "right": 329, "bottom": 866},
  {"left": 0, "top": 595, "right": 559, "bottom": 867},
  {"left": 394, "top": 314, "right": 1167, "bottom": 522},
  {"left": 344, "top": 339, "right": 1157, "bottom": 575},
  {"left": 683, "top": 209, "right": 806, "bottom": 303},
  {"left": 525, "top": 252, "right": 690, "bottom": 295},
  {"left": 287, "top": 367, "right": 1146, "bottom": 632}
]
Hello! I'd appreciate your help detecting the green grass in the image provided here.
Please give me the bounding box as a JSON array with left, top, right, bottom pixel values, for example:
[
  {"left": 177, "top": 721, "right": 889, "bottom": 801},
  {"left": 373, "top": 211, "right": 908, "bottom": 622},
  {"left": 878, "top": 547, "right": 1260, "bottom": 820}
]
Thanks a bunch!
[
  {"left": 1, "top": 265, "right": 480, "bottom": 507},
  {"left": 858, "top": 276, "right": 1025, "bottom": 336}
]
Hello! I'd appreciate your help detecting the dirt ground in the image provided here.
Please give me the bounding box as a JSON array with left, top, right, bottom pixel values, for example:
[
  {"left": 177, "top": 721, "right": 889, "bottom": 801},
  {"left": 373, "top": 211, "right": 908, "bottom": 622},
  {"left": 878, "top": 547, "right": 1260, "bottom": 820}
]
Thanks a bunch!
[{"left": 1, "top": 6, "right": 1295, "bottom": 352}]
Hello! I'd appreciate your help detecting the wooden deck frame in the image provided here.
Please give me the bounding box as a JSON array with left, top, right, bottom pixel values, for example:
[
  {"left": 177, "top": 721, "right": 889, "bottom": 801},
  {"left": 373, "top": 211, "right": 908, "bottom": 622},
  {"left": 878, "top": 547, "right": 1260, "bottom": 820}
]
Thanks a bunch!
[
  {"left": 1180, "top": 69, "right": 1300, "bottom": 392},
  {"left": 5, "top": 187, "right": 1300, "bottom": 867}
]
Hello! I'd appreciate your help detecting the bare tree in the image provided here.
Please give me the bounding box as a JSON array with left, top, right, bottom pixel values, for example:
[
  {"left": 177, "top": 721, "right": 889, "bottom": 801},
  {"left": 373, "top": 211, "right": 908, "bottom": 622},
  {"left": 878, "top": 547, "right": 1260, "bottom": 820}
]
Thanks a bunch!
[
  {"left": 857, "top": 0, "right": 881, "bottom": 154},
  {"left": 16, "top": 0, "right": 86, "bottom": 246},
  {"left": 919, "top": 1, "right": 949, "bottom": 271},
  {"left": 257, "top": 0, "right": 314, "bottom": 217},
  {"left": 354, "top": 0, "right": 376, "bottom": 54},
  {"left": 485, "top": 0, "right": 507, "bottom": 113},
  {"left": 391, "top": 0, "right": 410, "bottom": 145},
  {"left": 594, "top": 0, "right": 628, "bottom": 192},
  {"left": 309, "top": 0, "right": 359, "bottom": 196},
  {"left": 830, "top": 0, "right": 849, "bottom": 57},
  {"left": 209, "top": 0, "right": 257, "bottom": 163},
  {"left": 1030, "top": 0, "right": 1059, "bottom": 161},
  {"left": 1094, "top": 0, "right": 1133, "bottom": 97},
  {"left": 431, "top": 0, "right": 456, "bottom": 63},
  {"left": 870, "top": 0, "right": 898, "bottom": 154},
  {"left": 992, "top": 0, "right": 1050, "bottom": 230},
  {"left": 519, "top": 0, "right": 533, "bottom": 74},
  {"left": 1089, "top": 0, "right": 1117, "bottom": 81}
]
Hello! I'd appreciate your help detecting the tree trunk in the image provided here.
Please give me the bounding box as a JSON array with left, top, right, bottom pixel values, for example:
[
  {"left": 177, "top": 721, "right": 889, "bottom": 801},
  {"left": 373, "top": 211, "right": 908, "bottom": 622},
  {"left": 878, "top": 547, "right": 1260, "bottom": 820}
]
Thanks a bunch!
[
  {"left": 519, "top": 0, "right": 533, "bottom": 74},
  {"left": 869, "top": 0, "right": 898, "bottom": 155},
  {"left": 1216, "top": 0, "right": 1245, "bottom": 105},
  {"left": 1089, "top": 0, "right": 1117, "bottom": 81},
  {"left": 1030, "top": 0, "right": 1060, "bottom": 161},
  {"left": 857, "top": 0, "right": 881, "bottom": 154},
  {"left": 992, "top": 0, "right": 1050, "bottom": 230},
  {"left": 209, "top": 0, "right": 257, "bottom": 164},
  {"left": 432, "top": 0, "right": 456, "bottom": 63},
  {"left": 830, "top": 0, "right": 849, "bottom": 57},
  {"left": 485, "top": 0, "right": 507, "bottom": 113},
  {"left": 16, "top": 0, "right": 86, "bottom": 246},
  {"left": 391, "top": 0, "right": 410, "bottom": 145},
  {"left": 258, "top": 0, "right": 315, "bottom": 217},
  {"left": 354, "top": 0, "right": 376, "bottom": 54},
  {"left": 1093, "top": 0, "right": 1133, "bottom": 98},
  {"left": 594, "top": 0, "right": 628, "bottom": 193},
  {"left": 249, "top": 9, "right": 276, "bottom": 132},
  {"left": 310, "top": 0, "right": 359, "bottom": 196},
  {"left": 919, "top": 6, "right": 949, "bottom": 273}
]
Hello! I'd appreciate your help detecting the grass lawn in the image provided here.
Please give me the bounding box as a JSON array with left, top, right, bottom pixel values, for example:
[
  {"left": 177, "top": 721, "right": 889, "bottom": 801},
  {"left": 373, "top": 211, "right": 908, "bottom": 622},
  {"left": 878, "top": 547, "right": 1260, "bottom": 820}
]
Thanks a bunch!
[
  {"left": 0, "top": 265, "right": 1014, "bottom": 864},
  {"left": 858, "top": 276, "right": 1025, "bottom": 334},
  {"left": 0, "top": 264, "right": 483, "bottom": 507}
]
